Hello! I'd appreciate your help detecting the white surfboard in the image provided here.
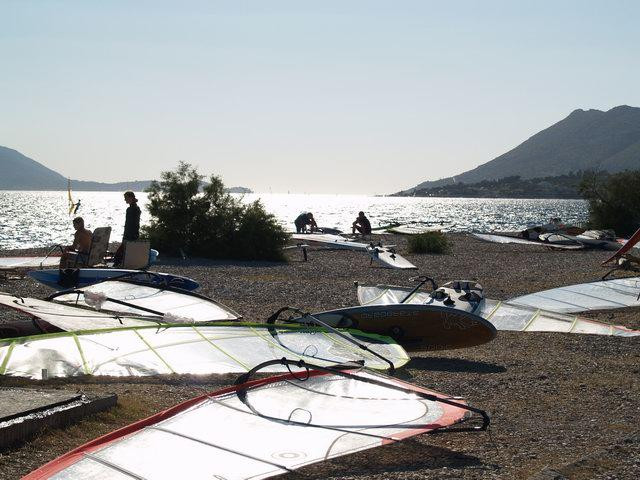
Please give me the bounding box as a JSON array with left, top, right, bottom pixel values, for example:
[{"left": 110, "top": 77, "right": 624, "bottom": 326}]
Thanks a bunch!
[
  {"left": 291, "top": 233, "right": 417, "bottom": 269},
  {"left": 0, "top": 256, "right": 61, "bottom": 270}
]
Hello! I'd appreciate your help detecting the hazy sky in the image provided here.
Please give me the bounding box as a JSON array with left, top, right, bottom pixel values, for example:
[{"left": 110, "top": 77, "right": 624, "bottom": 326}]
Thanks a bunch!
[{"left": 2, "top": 1, "right": 639, "bottom": 194}]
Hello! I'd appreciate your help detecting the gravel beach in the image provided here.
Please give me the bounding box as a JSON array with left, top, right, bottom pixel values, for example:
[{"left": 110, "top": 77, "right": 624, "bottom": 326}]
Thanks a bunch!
[{"left": 0, "top": 233, "right": 639, "bottom": 479}]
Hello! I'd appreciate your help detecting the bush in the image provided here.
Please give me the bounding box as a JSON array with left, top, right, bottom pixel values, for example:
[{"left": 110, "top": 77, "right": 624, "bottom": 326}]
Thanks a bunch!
[
  {"left": 407, "top": 232, "right": 451, "bottom": 254},
  {"left": 579, "top": 170, "right": 640, "bottom": 237},
  {"left": 143, "top": 162, "right": 288, "bottom": 261}
]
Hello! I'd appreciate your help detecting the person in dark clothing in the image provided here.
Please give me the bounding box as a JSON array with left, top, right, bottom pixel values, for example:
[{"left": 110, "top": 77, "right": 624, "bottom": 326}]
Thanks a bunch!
[
  {"left": 114, "top": 191, "right": 141, "bottom": 265},
  {"left": 294, "top": 212, "right": 318, "bottom": 233},
  {"left": 123, "top": 191, "right": 141, "bottom": 241},
  {"left": 352, "top": 211, "right": 372, "bottom": 235}
]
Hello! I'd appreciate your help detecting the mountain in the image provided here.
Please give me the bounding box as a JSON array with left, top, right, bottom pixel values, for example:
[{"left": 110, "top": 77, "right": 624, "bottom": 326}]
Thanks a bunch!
[
  {"left": 0, "top": 146, "right": 153, "bottom": 191},
  {"left": 399, "top": 105, "right": 640, "bottom": 194},
  {"left": 0, "top": 146, "right": 251, "bottom": 193}
]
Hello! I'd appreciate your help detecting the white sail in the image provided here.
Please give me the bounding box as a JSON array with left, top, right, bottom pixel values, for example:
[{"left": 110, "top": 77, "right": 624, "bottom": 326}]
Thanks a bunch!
[
  {"left": 0, "top": 325, "right": 409, "bottom": 379},
  {"left": 356, "top": 284, "right": 639, "bottom": 337},
  {"left": 509, "top": 277, "right": 640, "bottom": 313},
  {"left": 51, "top": 280, "right": 240, "bottom": 322},
  {"left": 24, "top": 364, "right": 475, "bottom": 480}
]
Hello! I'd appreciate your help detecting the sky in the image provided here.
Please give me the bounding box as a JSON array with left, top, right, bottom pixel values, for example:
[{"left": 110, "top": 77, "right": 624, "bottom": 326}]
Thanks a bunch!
[{"left": 1, "top": 1, "right": 639, "bottom": 194}]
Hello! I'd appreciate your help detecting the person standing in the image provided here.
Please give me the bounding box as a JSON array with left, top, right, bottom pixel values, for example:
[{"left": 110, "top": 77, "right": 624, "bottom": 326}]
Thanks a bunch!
[
  {"left": 123, "top": 191, "right": 141, "bottom": 241},
  {"left": 114, "top": 191, "right": 141, "bottom": 265}
]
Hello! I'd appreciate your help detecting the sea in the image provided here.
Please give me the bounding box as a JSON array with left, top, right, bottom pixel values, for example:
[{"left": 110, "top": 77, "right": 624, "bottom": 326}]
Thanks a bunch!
[{"left": 0, "top": 191, "right": 589, "bottom": 250}]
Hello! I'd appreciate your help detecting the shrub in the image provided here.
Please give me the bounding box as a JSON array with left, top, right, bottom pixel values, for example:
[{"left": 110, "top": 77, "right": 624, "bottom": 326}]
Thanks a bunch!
[
  {"left": 579, "top": 170, "right": 640, "bottom": 237},
  {"left": 143, "top": 162, "right": 288, "bottom": 261},
  {"left": 407, "top": 232, "right": 451, "bottom": 254}
]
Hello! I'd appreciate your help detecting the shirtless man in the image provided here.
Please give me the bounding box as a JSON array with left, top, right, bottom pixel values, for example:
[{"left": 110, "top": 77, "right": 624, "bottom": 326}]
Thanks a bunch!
[
  {"left": 60, "top": 217, "right": 92, "bottom": 268},
  {"left": 294, "top": 212, "right": 318, "bottom": 233},
  {"left": 352, "top": 211, "right": 372, "bottom": 235}
]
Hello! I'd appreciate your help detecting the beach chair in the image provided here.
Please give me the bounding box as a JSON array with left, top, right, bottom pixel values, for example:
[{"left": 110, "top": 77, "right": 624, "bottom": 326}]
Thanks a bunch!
[
  {"left": 66, "top": 227, "right": 112, "bottom": 268},
  {"left": 121, "top": 240, "right": 151, "bottom": 269}
]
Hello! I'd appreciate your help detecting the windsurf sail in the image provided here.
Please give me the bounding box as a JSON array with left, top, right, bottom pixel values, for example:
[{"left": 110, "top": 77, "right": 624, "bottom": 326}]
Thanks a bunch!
[
  {"left": 508, "top": 277, "right": 640, "bottom": 313},
  {"left": 603, "top": 227, "right": 640, "bottom": 264},
  {"left": 0, "top": 325, "right": 409, "bottom": 379},
  {"left": 67, "top": 178, "right": 76, "bottom": 215},
  {"left": 291, "top": 233, "right": 417, "bottom": 269},
  {"left": 357, "top": 283, "right": 640, "bottom": 337},
  {"left": 49, "top": 280, "right": 240, "bottom": 321},
  {"left": 477, "top": 299, "right": 639, "bottom": 336},
  {"left": 0, "top": 293, "right": 157, "bottom": 331},
  {"left": 472, "top": 233, "right": 583, "bottom": 250},
  {"left": 24, "top": 359, "right": 487, "bottom": 480}
]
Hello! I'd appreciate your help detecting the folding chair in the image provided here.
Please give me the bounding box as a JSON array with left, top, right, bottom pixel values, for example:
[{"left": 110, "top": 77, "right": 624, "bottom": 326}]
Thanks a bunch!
[{"left": 67, "top": 227, "right": 112, "bottom": 267}]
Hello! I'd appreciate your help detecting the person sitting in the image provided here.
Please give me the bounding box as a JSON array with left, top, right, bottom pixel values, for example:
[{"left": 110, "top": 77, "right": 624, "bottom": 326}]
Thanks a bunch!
[
  {"left": 294, "top": 212, "right": 318, "bottom": 233},
  {"left": 60, "top": 217, "right": 93, "bottom": 268},
  {"left": 352, "top": 211, "right": 372, "bottom": 235}
]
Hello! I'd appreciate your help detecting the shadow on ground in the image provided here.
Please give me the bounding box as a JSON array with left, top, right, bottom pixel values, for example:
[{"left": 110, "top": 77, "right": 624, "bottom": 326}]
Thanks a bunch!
[
  {"left": 407, "top": 356, "right": 506, "bottom": 374},
  {"left": 297, "top": 438, "right": 496, "bottom": 478}
]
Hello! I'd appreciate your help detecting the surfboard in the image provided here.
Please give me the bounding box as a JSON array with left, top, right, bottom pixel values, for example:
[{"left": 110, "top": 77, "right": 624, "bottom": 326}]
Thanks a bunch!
[
  {"left": 472, "top": 233, "right": 584, "bottom": 250},
  {"left": 367, "top": 245, "right": 417, "bottom": 269},
  {"left": 291, "top": 233, "right": 417, "bottom": 269},
  {"left": 386, "top": 224, "right": 443, "bottom": 235},
  {"left": 28, "top": 269, "right": 200, "bottom": 291},
  {"left": 305, "top": 303, "right": 496, "bottom": 351},
  {"left": 0, "top": 256, "right": 61, "bottom": 271}
]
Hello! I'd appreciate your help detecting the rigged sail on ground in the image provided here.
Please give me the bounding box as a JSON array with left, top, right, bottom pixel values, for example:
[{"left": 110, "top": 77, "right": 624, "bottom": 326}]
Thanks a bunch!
[
  {"left": 24, "top": 361, "right": 480, "bottom": 480},
  {"left": 0, "top": 293, "right": 156, "bottom": 331},
  {"left": 471, "top": 233, "right": 582, "bottom": 249},
  {"left": 356, "top": 284, "right": 639, "bottom": 337},
  {"left": 291, "top": 233, "right": 417, "bottom": 269},
  {"left": 477, "top": 299, "right": 638, "bottom": 336},
  {"left": 508, "top": 277, "right": 640, "bottom": 313},
  {"left": 0, "top": 324, "right": 409, "bottom": 379},
  {"left": 603, "top": 227, "right": 640, "bottom": 264},
  {"left": 50, "top": 280, "right": 240, "bottom": 321}
]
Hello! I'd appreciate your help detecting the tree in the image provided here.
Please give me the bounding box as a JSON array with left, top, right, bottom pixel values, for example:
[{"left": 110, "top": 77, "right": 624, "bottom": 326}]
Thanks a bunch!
[
  {"left": 579, "top": 170, "right": 640, "bottom": 237},
  {"left": 143, "top": 162, "right": 288, "bottom": 260}
]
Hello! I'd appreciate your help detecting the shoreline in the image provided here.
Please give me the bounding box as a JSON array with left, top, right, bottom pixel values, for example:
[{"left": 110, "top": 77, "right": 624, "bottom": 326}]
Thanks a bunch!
[{"left": 0, "top": 233, "right": 638, "bottom": 478}]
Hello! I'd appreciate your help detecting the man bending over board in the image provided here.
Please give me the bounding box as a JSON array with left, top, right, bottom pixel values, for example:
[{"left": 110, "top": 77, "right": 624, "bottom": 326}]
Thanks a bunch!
[
  {"left": 294, "top": 212, "right": 318, "bottom": 233},
  {"left": 60, "top": 217, "right": 92, "bottom": 268},
  {"left": 352, "top": 211, "right": 372, "bottom": 235}
]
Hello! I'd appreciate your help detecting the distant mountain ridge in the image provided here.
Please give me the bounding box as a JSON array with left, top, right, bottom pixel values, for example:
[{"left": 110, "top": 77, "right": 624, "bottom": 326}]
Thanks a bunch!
[
  {"left": 399, "top": 105, "right": 640, "bottom": 194},
  {"left": 0, "top": 146, "right": 252, "bottom": 193}
]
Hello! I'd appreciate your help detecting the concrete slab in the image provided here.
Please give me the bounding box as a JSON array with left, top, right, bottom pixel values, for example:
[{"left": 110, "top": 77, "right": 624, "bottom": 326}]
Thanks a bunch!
[{"left": 0, "top": 388, "right": 117, "bottom": 450}]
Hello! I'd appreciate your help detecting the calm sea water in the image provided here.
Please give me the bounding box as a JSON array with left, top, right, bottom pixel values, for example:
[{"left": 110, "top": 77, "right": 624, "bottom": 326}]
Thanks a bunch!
[{"left": 0, "top": 191, "right": 588, "bottom": 250}]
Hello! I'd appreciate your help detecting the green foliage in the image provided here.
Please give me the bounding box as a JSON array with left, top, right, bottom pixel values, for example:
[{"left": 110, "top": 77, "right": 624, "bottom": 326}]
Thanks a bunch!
[
  {"left": 143, "top": 162, "right": 288, "bottom": 261},
  {"left": 579, "top": 170, "right": 640, "bottom": 237},
  {"left": 407, "top": 232, "right": 451, "bottom": 254}
]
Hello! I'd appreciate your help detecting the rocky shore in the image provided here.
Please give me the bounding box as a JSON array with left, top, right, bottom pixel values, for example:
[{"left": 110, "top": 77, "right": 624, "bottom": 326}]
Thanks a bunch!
[{"left": 0, "top": 233, "right": 639, "bottom": 479}]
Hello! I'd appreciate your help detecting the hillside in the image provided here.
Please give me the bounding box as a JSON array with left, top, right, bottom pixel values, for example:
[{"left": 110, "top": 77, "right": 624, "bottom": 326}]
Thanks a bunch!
[
  {"left": 0, "top": 146, "right": 153, "bottom": 191},
  {"left": 0, "top": 146, "right": 251, "bottom": 193},
  {"left": 399, "top": 105, "right": 640, "bottom": 194},
  {"left": 396, "top": 173, "right": 584, "bottom": 199}
]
